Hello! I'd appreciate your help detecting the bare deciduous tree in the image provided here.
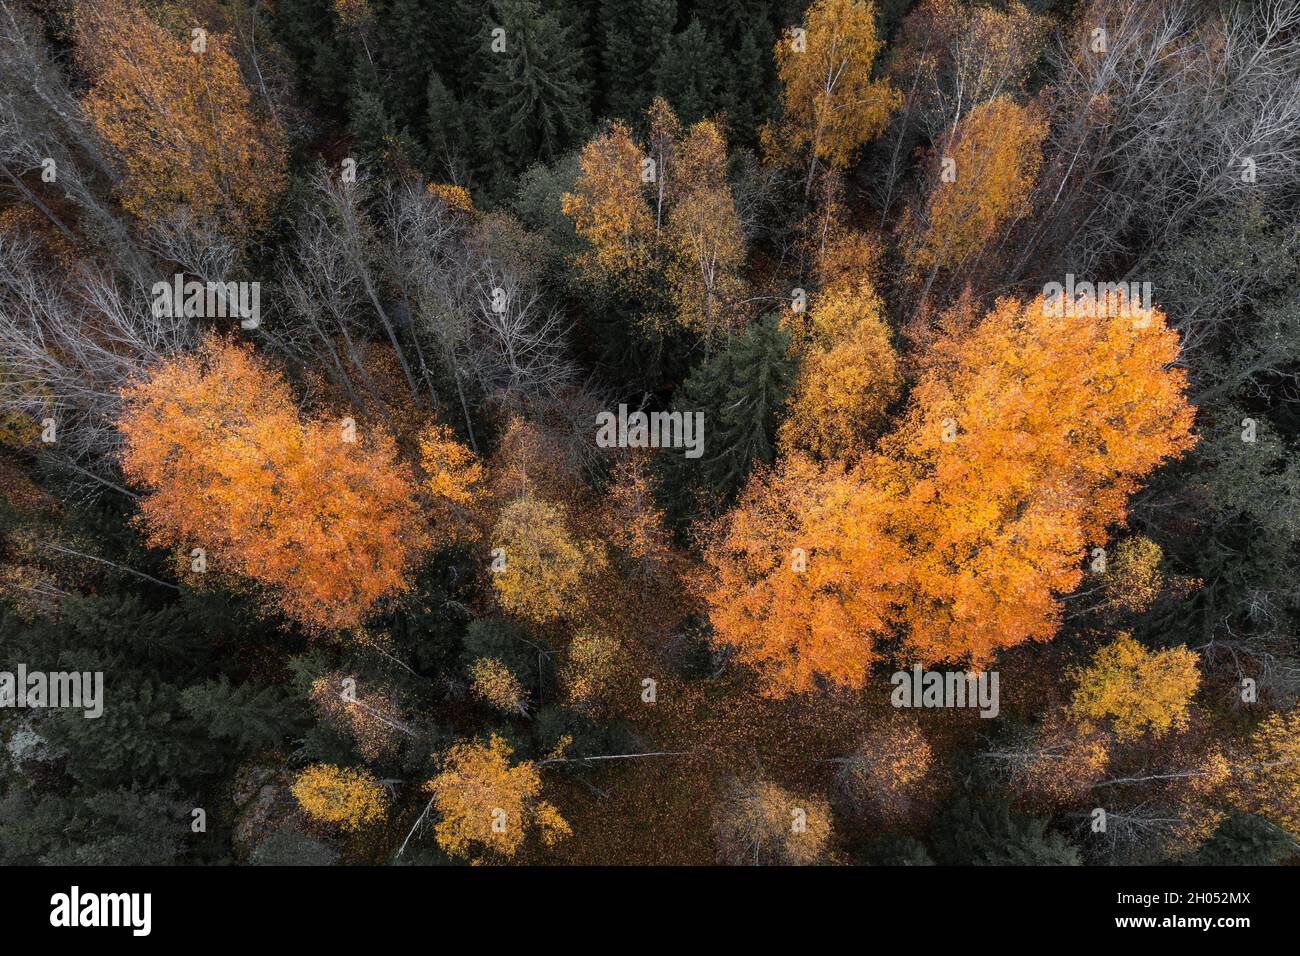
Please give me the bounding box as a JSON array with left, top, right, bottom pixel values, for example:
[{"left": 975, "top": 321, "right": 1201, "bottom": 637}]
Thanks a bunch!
[
  {"left": 268, "top": 171, "right": 574, "bottom": 444},
  {"left": 1013, "top": 0, "right": 1300, "bottom": 281},
  {"left": 0, "top": 229, "right": 197, "bottom": 484}
]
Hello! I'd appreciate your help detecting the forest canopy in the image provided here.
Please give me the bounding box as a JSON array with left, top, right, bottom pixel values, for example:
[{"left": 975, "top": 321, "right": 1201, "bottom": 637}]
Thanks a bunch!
[{"left": 1, "top": 0, "right": 1298, "bottom": 868}]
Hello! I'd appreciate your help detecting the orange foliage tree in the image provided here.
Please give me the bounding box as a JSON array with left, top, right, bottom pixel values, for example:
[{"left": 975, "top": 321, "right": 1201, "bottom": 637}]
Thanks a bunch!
[
  {"left": 601, "top": 452, "right": 673, "bottom": 572},
  {"left": 117, "top": 338, "right": 428, "bottom": 631},
  {"left": 418, "top": 421, "right": 487, "bottom": 546},
  {"left": 73, "top": 0, "right": 286, "bottom": 240},
  {"left": 701, "top": 454, "right": 902, "bottom": 695},
  {"left": 704, "top": 293, "right": 1196, "bottom": 693},
  {"left": 884, "top": 294, "right": 1195, "bottom": 663}
]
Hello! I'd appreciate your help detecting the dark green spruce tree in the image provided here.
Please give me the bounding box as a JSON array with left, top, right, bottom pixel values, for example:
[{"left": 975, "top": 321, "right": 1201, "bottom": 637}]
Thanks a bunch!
[
  {"left": 726, "top": 22, "right": 778, "bottom": 145},
  {"left": 599, "top": 0, "right": 677, "bottom": 122},
  {"left": 477, "top": 0, "right": 592, "bottom": 187},
  {"left": 930, "top": 793, "right": 1083, "bottom": 866},
  {"left": 653, "top": 17, "right": 724, "bottom": 126},
  {"left": 271, "top": 0, "right": 352, "bottom": 107},
  {"left": 349, "top": 57, "right": 407, "bottom": 168},
  {"left": 657, "top": 313, "right": 793, "bottom": 528},
  {"left": 1184, "top": 813, "right": 1299, "bottom": 866},
  {"left": 373, "top": 0, "right": 441, "bottom": 139},
  {"left": 426, "top": 72, "right": 474, "bottom": 183},
  {"left": 180, "top": 677, "right": 305, "bottom": 753}
]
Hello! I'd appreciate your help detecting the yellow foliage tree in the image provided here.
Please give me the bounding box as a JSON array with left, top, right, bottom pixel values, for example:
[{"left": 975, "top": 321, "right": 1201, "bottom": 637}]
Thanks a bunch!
[
  {"left": 664, "top": 121, "right": 748, "bottom": 345},
  {"left": 490, "top": 495, "right": 603, "bottom": 624},
  {"left": 889, "top": 0, "right": 1050, "bottom": 139},
  {"left": 561, "top": 626, "right": 626, "bottom": 711},
  {"left": 426, "top": 182, "right": 475, "bottom": 215},
  {"left": 291, "top": 764, "right": 388, "bottom": 831},
  {"left": 418, "top": 421, "right": 486, "bottom": 546},
  {"left": 834, "top": 716, "right": 935, "bottom": 823},
  {"left": 487, "top": 415, "right": 587, "bottom": 510},
  {"left": 469, "top": 657, "right": 530, "bottom": 716},
  {"left": 1100, "top": 535, "right": 1187, "bottom": 614},
  {"left": 771, "top": 0, "right": 900, "bottom": 192},
  {"left": 645, "top": 96, "right": 681, "bottom": 230},
  {"left": 73, "top": 0, "right": 286, "bottom": 240},
  {"left": 712, "top": 774, "right": 832, "bottom": 865},
  {"left": 333, "top": 0, "right": 375, "bottom": 31},
  {"left": 563, "top": 106, "right": 748, "bottom": 345},
  {"left": 561, "top": 121, "right": 653, "bottom": 282},
  {"left": 906, "top": 96, "right": 1048, "bottom": 272},
  {"left": 309, "top": 674, "right": 411, "bottom": 761},
  {"left": 1070, "top": 633, "right": 1201, "bottom": 741},
  {"left": 426, "top": 734, "right": 570, "bottom": 861},
  {"left": 986, "top": 715, "right": 1112, "bottom": 806},
  {"left": 778, "top": 299, "right": 899, "bottom": 459},
  {"left": 1232, "top": 709, "right": 1300, "bottom": 832}
]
